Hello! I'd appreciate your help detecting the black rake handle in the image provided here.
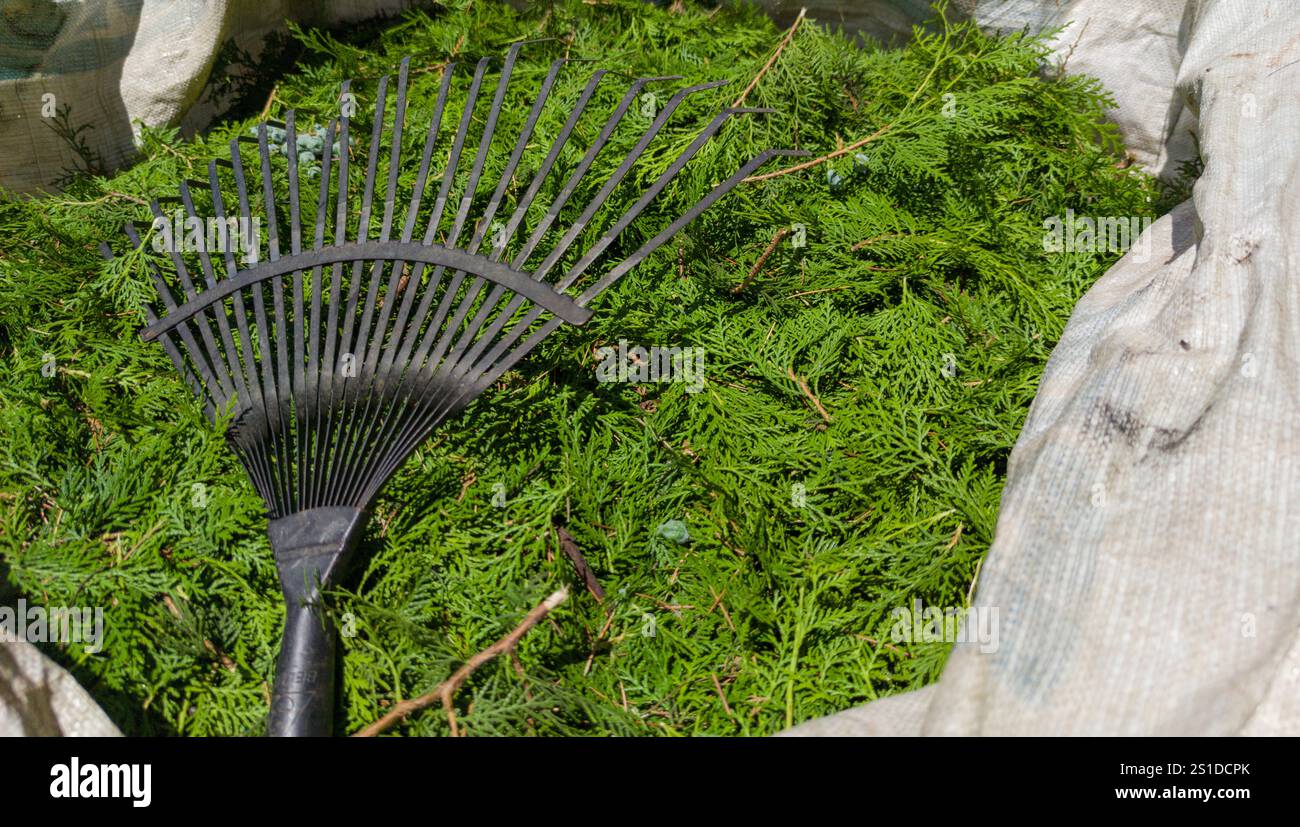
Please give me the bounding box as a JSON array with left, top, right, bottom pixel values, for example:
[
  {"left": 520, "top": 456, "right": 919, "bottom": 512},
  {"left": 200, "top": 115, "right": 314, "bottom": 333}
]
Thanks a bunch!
[
  {"left": 265, "top": 507, "right": 366, "bottom": 737},
  {"left": 268, "top": 601, "right": 337, "bottom": 737}
]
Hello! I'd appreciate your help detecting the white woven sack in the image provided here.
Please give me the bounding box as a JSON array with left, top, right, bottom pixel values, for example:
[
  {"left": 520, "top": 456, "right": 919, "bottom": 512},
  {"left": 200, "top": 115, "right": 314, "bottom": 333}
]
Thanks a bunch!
[
  {"left": 786, "top": 0, "right": 1300, "bottom": 736},
  {"left": 0, "top": 0, "right": 413, "bottom": 194},
  {"left": 0, "top": 641, "right": 120, "bottom": 736}
]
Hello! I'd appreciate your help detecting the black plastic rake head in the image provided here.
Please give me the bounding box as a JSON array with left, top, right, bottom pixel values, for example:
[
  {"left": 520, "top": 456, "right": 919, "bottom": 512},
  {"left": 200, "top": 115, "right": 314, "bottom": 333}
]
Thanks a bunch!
[{"left": 104, "top": 46, "right": 798, "bottom": 735}]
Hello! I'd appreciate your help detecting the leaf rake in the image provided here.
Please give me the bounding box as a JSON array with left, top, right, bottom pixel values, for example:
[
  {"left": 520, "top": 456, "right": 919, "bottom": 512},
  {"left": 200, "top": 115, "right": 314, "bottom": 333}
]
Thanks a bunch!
[{"left": 103, "top": 46, "right": 799, "bottom": 735}]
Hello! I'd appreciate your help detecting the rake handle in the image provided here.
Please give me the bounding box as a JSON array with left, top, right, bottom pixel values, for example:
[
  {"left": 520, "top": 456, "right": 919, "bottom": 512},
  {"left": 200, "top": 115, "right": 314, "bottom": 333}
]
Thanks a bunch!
[
  {"left": 268, "top": 602, "right": 337, "bottom": 737},
  {"left": 266, "top": 506, "right": 366, "bottom": 737}
]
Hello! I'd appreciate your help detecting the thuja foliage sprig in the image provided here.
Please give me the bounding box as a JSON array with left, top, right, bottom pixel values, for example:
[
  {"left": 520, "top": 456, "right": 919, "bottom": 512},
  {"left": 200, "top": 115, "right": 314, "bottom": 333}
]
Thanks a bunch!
[{"left": 0, "top": 0, "right": 1160, "bottom": 735}]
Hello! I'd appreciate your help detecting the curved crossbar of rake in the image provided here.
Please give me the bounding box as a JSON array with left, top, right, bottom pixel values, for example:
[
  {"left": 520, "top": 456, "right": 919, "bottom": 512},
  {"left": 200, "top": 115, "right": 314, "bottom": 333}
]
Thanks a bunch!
[{"left": 104, "top": 45, "right": 803, "bottom": 735}]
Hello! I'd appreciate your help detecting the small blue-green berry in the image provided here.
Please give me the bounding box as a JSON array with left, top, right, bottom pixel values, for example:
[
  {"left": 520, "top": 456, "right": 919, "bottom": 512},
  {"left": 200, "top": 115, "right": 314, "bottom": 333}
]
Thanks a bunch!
[{"left": 655, "top": 519, "right": 690, "bottom": 544}]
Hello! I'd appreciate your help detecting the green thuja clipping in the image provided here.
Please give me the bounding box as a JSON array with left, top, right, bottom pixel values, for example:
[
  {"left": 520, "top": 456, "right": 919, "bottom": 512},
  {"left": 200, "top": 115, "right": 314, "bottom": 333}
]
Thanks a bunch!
[{"left": 0, "top": 0, "right": 1175, "bottom": 735}]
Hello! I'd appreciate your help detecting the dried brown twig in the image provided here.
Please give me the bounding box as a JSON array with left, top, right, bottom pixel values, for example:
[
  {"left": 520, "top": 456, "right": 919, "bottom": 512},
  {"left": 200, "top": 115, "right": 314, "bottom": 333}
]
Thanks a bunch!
[
  {"left": 733, "top": 7, "right": 807, "bottom": 108},
  {"left": 353, "top": 587, "right": 569, "bottom": 737},
  {"left": 744, "top": 123, "right": 892, "bottom": 184},
  {"left": 556, "top": 525, "right": 605, "bottom": 602},
  {"left": 788, "top": 367, "right": 831, "bottom": 423},
  {"left": 733, "top": 227, "right": 791, "bottom": 293}
]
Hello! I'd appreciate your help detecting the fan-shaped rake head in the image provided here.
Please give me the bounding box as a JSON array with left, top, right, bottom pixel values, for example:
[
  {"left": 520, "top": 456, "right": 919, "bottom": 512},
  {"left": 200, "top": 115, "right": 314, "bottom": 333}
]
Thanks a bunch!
[{"left": 105, "top": 47, "right": 799, "bottom": 735}]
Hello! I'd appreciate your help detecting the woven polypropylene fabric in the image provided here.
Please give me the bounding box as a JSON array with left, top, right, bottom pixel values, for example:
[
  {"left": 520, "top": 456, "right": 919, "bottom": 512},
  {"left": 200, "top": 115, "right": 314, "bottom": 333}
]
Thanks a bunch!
[
  {"left": 0, "top": 641, "right": 120, "bottom": 736},
  {"left": 0, "top": 0, "right": 414, "bottom": 194},
  {"left": 786, "top": 0, "right": 1300, "bottom": 736}
]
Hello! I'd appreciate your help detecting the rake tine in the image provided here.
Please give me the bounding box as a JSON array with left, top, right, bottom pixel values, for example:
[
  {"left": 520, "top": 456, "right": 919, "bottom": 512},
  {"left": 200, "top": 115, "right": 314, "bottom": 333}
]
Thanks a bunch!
[
  {"left": 370, "top": 310, "right": 557, "bottom": 499},
  {"left": 418, "top": 70, "right": 662, "bottom": 380},
  {"left": 559, "top": 108, "right": 772, "bottom": 292},
  {"left": 323, "top": 83, "right": 352, "bottom": 400},
  {"left": 401, "top": 62, "right": 457, "bottom": 242},
  {"left": 577, "top": 146, "right": 810, "bottom": 303},
  {"left": 416, "top": 52, "right": 512, "bottom": 295},
  {"left": 282, "top": 109, "right": 312, "bottom": 508},
  {"left": 207, "top": 159, "right": 263, "bottom": 417},
  {"left": 379, "top": 56, "right": 411, "bottom": 242},
  {"left": 149, "top": 314, "right": 218, "bottom": 421},
  {"left": 394, "top": 50, "right": 520, "bottom": 391},
  {"left": 201, "top": 175, "right": 281, "bottom": 508},
  {"left": 443, "top": 79, "right": 729, "bottom": 376},
  {"left": 424, "top": 75, "right": 696, "bottom": 385},
  {"left": 380, "top": 65, "right": 459, "bottom": 381},
  {"left": 376, "top": 61, "right": 459, "bottom": 383},
  {"left": 231, "top": 134, "right": 284, "bottom": 509},
  {"left": 429, "top": 57, "right": 569, "bottom": 371},
  {"left": 450, "top": 45, "right": 522, "bottom": 245},
  {"left": 512, "top": 76, "right": 683, "bottom": 274},
  {"left": 102, "top": 241, "right": 210, "bottom": 415},
  {"left": 146, "top": 199, "right": 236, "bottom": 408},
  {"left": 456, "top": 149, "right": 799, "bottom": 425},
  {"left": 398, "top": 61, "right": 516, "bottom": 377},
  {"left": 320, "top": 82, "right": 354, "bottom": 509},
  {"left": 229, "top": 136, "right": 272, "bottom": 404},
  {"left": 323, "top": 71, "right": 392, "bottom": 507},
  {"left": 370, "top": 77, "right": 736, "bottom": 503},
  {"left": 492, "top": 67, "right": 610, "bottom": 262},
  {"left": 389, "top": 66, "right": 610, "bottom": 384},
  {"left": 361, "top": 57, "right": 414, "bottom": 379},
  {"left": 362, "top": 56, "right": 571, "bottom": 479},
  {"left": 344, "top": 40, "right": 538, "bottom": 509},
  {"left": 474, "top": 56, "right": 570, "bottom": 245},
  {"left": 305, "top": 120, "right": 337, "bottom": 508},
  {"left": 363, "top": 57, "right": 494, "bottom": 467},
  {"left": 345, "top": 43, "right": 538, "bottom": 496},
  {"left": 343, "top": 58, "right": 420, "bottom": 507},
  {"left": 530, "top": 78, "right": 731, "bottom": 286},
  {"left": 381, "top": 58, "right": 491, "bottom": 398},
  {"left": 179, "top": 180, "right": 249, "bottom": 407},
  {"left": 257, "top": 120, "right": 297, "bottom": 512},
  {"left": 403, "top": 68, "right": 613, "bottom": 377},
  {"left": 336, "top": 73, "right": 388, "bottom": 389},
  {"left": 427, "top": 57, "right": 493, "bottom": 245},
  {"left": 327, "top": 68, "right": 394, "bottom": 508}
]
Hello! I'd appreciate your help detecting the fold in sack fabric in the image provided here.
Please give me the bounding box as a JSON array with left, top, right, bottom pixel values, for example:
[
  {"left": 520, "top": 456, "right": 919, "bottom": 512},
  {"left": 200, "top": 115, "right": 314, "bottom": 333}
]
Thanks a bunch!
[
  {"left": 785, "top": 0, "right": 1300, "bottom": 736},
  {"left": 0, "top": 0, "right": 413, "bottom": 195},
  {"left": 0, "top": 641, "right": 120, "bottom": 736}
]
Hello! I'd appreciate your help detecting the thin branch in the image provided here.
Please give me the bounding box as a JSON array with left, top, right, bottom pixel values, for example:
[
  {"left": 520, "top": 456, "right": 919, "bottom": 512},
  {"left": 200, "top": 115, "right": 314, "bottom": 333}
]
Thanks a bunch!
[
  {"left": 711, "top": 673, "right": 733, "bottom": 716},
  {"left": 743, "top": 122, "right": 892, "bottom": 184},
  {"left": 1055, "top": 18, "right": 1091, "bottom": 78},
  {"left": 966, "top": 556, "right": 984, "bottom": 607},
  {"left": 556, "top": 525, "right": 605, "bottom": 602},
  {"left": 733, "top": 226, "right": 790, "bottom": 293},
  {"left": 259, "top": 84, "right": 279, "bottom": 120},
  {"left": 788, "top": 366, "right": 831, "bottom": 423},
  {"left": 787, "top": 285, "right": 851, "bottom": 299},
  {"left": 353, "top": 587, "right": 569, "bottom": 737},
  {"left": 851, "top": 232, "right": 904, "bottom": 251},
  {"left": 733, "top": 7, "right": 807, "bottom": 108},
  {"left": 745, "top": 16, "right": 960, "bottom": 186},
  {"left": 50, "top": 191, "right": 148, "bottom": 208},
  {"left": 852, "top": 633, "right": 914, "bottom": 658}
]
